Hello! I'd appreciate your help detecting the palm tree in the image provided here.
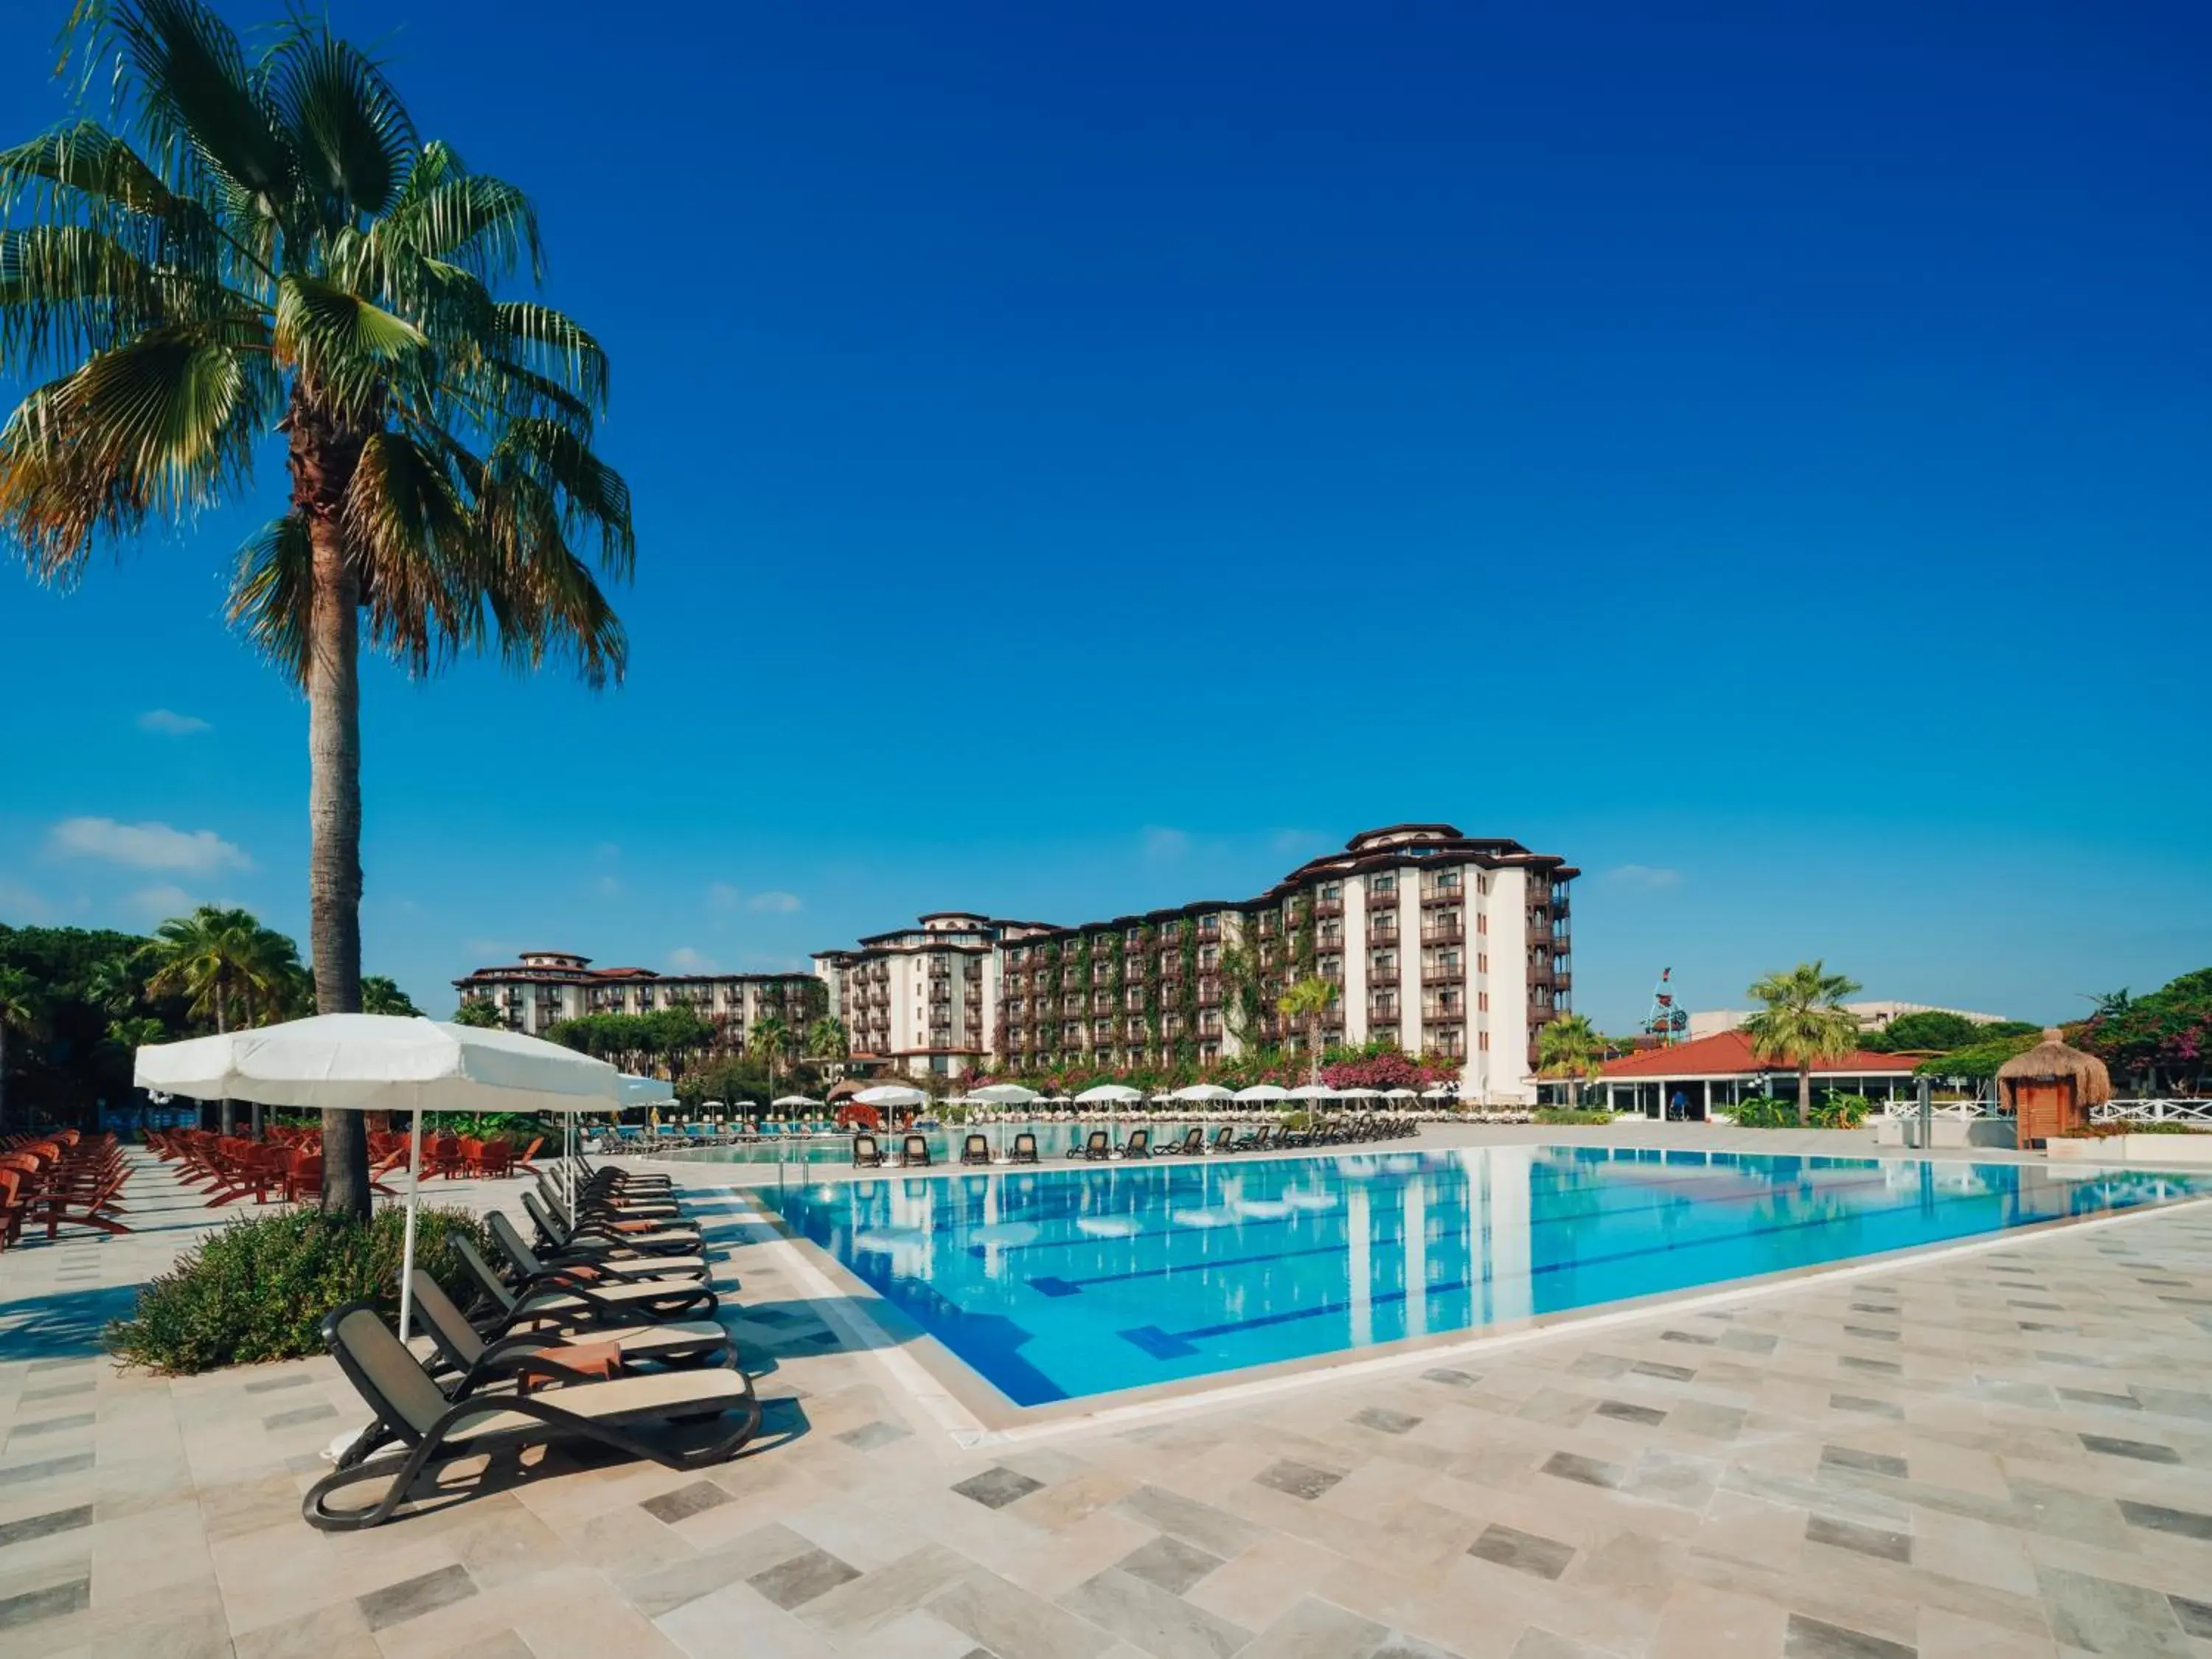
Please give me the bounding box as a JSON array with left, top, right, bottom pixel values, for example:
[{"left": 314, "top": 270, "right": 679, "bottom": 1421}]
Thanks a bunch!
[
  {"left": 1537, "top": 1012, "right": 1605, "bottom": 1109},
  {"left": 749, "top": 1014, "right": 791, "bottom": 1099},
  {"left": 1276, "top": 976, "right": 1335, "bottom": 1086},
  {"left": 0, "top": 967, "right": 48, "bottom": 1134},
  {"left": 360, "top": 975, "right": 419, "bottom": 1016},
  {"left": 83, "top": 956, "right": 139, "bottom": 1017},
  {"left": 139, "top": 906, "right": 263, "bottom": 1130},
  {"left": 804, "top": 1015, "right": 847, "bottom": 1068},
  {"left": 1741, "top": 961, "right": 1864, "bottom": 1126},
  {"left": 451, "top": 998, "right": 504, "bottom": 1029},
  {"left": 1, "top": 2, "right": 633, "bottom": 1217}
]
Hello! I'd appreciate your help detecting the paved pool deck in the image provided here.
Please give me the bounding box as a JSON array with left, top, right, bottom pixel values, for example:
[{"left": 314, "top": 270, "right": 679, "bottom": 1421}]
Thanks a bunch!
[{"left": 2, "top": 1128, "right": 2210, "bottom": 1658}]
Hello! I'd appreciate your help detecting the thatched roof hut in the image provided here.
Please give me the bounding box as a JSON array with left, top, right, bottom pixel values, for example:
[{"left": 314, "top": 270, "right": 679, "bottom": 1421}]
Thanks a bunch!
[{"left": 1995, "top": 1029, "right": 2112, "bottom": 1111}]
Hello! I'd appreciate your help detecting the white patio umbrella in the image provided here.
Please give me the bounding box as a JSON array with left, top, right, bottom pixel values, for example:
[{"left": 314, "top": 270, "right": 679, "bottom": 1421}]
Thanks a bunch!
[
  {"left": 967, "top": 1081, "right": 1042, "bottom": 1155},
  {"left": 1382, "top": 1088, "right": 1418, "bottom": 1101},
  {"left": 134, "top": 1014, "right": 619, "bottom": 1340},
  {"left": 1420, "top": 1084, "right": 1459, "bottom": 1101},
  {"left": 1233, "top": 1083, "right": 1289, "bottom": 1104},
  {"left": 1171, "top": 1083, "right": 1234, "bottom": 1102},
  {"left": 1074, "top": 1082, "right": 1142, "bottom": 1146},
  {"left": 621, "top": 1074, "right": 675, "bottom": 1106},
  {"left": 1286, "top": 1082, "right": 1335, "bottom": 1101}
]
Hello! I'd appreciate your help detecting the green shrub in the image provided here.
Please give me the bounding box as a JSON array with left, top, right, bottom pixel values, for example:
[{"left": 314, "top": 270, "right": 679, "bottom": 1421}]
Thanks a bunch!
[
  {"left": 108, "top": 1205, "right": 489, "bottom": 1375},
  {"left": 2126, "top": 1120, "right": 2212, "bottom": 1135},
  {"left": 1813, "top": 1093, "right": 1874, "bottom": 1129},
  {"left": 1729, "top": 1096, "right": 1797, "bottom": 1127},
  {"left": 1534, "top": 1109, "right": 1614, "bottom": 1127}
]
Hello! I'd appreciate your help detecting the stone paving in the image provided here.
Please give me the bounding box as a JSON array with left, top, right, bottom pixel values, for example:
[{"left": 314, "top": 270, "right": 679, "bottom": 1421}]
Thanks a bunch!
[{"left": 2, "top": 1135, "right": 2211, "bottom": 1658}]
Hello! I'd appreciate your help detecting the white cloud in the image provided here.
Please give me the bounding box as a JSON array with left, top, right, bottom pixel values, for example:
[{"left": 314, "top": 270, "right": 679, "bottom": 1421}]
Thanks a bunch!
[
  {"left": 747, "top": 890, "right": 802, "bottom": 914},
  {"left": 138, "top": 709, "right": 211, "bottom": 736},
  {"left": 1142, "top": 826, "right": 1189, "bottom": 863},
  {"left": 125, "top": 884, "right": 195, "bottom": 917},
  {"left": 49, "top": 816, "right": 251, "bottom": 874},
  {"left": 593, "top": 874, "right": 623, "bottom": 899},
  {"left": 706, "top": 882, "right": 742, "bottom": 911},
  {"left": 1604, "top": 863, "right": 1683, "bottom": 892},
  {"left": 667, "top": 946, "right": 716, "bottom": 973}
]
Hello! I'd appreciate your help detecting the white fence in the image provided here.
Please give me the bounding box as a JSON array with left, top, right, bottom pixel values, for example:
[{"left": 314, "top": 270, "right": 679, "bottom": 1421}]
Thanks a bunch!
[{"left": 1878, "top": 1096, "right": 2212, "bottom": 1124}]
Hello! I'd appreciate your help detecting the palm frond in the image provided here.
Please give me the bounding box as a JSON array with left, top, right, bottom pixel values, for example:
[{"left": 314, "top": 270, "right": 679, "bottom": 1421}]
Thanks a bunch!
[
  {"left": 0, "top": 319, "right": 271, "bottom": 579},
  {"left": 344, "top": 428, "right": 479, "bottom": 675},
  {"left": 373, "top": 173, "right": 541, "bottom": 285},
  {"left": 265, "top": 25, "right": 416, "bottom": 225},
  {"left": 490, "top": 416, "right": 634, "bottom": 575},
  {"left": 476, "top": 463, "right": 627, "bottom": 688},
  {"left": 490, "top": 301, "right": 607, "bottom": 407},
  {"left": 91, "top": 0, "right": 295, "bottom": 204},
  {"left": 273, "top": 271, "right": 425, "bottom": 414},
  {"left": 224, "top": 509, "right": 310, "bottom": 680}
]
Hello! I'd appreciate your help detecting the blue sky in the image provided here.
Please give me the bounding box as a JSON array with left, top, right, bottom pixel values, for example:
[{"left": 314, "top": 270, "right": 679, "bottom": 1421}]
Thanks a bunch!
[{"left": 2, "top": 1, "right": 2207, "bottom": 1032}]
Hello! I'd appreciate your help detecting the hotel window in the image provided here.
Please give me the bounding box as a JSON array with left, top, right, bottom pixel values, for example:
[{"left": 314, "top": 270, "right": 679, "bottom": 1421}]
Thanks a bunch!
[
  {"left": 1479, "top": 1031, "right": 1489, "bottom": 1051},
  {"left": 1198, "top": 945, "right": 1217, "bottom": 968},
  {"left": 1372, "top": 951, "right": 1394, "bottom": 972},
  {"left": 1371, "top": 873, "right": 1395, "bottom": 893},
  {"left": 1479, "top": 991, "right": 1489, "bottom": 1012}
]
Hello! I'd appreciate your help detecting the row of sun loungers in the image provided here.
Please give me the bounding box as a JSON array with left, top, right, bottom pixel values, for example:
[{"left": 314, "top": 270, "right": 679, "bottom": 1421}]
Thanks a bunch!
[
  {"left": 303, "top": 1159, "right": 763, "bottom": 1530},
  {"left": 850, "top": 1116, "right": 1421, "bottom": 1169},
  {"left": 0, "top": 1130, "right": 131, "bottom": 1247}
]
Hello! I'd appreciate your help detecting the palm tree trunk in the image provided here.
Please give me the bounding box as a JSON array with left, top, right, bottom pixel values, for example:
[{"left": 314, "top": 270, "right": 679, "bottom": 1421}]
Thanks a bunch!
[
  {"left": 1797, "top": 1062, "right": 1812, "bottom": 1127},
  {"left": 305, "top": 507, "right": 370, "bottom": 1220}
]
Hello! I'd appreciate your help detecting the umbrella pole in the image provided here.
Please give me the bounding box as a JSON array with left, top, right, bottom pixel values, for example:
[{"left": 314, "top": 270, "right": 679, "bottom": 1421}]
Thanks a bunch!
[{"left": 398, "top": 1107, "right": 423, "bottom": 1343}]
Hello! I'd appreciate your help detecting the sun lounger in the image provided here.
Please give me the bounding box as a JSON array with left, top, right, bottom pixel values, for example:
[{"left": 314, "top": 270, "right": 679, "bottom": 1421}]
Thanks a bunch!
[
  {"left": 900, "top": 1135, "right": 932, "bottom": 1168},
  {"left": 488, "top": 1211, "right": 710, "bottom": 1287},
  {"left": 456, "top": 1236, "right": 717, "bottom": 1327},
  {"left": 408, "top": 1270, "right": 731, "bottom": 1395},
  {"left": 521, "top": 1192, "right": 700, "bottom": 1260},
  {"left": 852, "top": 1134, "right": 884, "bottom": 1169},
  {"left": 1069, "top": 1130, "right": 1110, "bottom": 1161},
  {"left": 960, "top": 1134, "right": 992, "bottom": 1166},
  {"left": 302, "top": 1303, "right": 759, "bottom": 1529},
  {"left": 1009, "top": 1132, "right": 1040, "bottom": 1165}
]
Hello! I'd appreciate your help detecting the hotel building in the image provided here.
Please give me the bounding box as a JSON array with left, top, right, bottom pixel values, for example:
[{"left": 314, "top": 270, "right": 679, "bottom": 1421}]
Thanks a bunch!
[
  {"left": 813, "top": 824, "right": 1575, "bottom": 1099},
  {"left": 452, "top": 951, "right": 824, "bottom": 1046}
]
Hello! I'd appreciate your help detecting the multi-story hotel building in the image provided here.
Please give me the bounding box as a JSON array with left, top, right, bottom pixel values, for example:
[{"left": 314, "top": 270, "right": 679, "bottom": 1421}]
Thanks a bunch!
[
  {"left": 813, "top": 824, "right": 1574, "bottom": 1099},
  {"left": 453, "top": 951, "right": 825, "bottom": 1047}
]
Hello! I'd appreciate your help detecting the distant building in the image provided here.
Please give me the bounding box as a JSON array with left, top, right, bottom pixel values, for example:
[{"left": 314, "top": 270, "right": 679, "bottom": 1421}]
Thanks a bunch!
[
  {"left": 1687, "top": 1000, "right": 2009, "bottom": 1041},
  {"left": 452, "top": 950, "right": 824, "bottom": 1048},
  {"left": 813, "top": 823, "right": 1576, "bottom": 1098},
  {"left": 1594, "top": 1029, "right": 1921, "bottom": 1119}
]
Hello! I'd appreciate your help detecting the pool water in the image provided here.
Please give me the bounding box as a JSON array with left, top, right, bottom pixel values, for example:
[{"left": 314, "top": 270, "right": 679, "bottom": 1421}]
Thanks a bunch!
[{"left": 753, "top": 1146, "right": 2212, "bottom": 1407}]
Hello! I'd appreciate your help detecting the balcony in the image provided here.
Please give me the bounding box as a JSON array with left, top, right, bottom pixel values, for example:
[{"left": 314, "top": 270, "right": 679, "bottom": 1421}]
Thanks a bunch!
[
  {"left": 1420, "top": 922, "right": 1465, "bottom": 946},
  {"left": 1366, "top": 924, "right": 1399, "bottom": 947},
  {"left": 1421, "top": 966, "right": 1462, "bottom": 987},
  {"left": 1197, "top": 981, "right": 1221, "bottom": 1008},
  {"left": 1314, "top": 897, "right": 1343, "bottom": 919},
  {"left": 1419, "top": 881, "right": 1464, "bottom": 907},
  {"left": 1195, "top": 919, "right": 1220, "bottom": 940},
  {"left": 1368, "top": 967, "right": 1399, "bottom": 988},
  {"left": 1366, "top": 886, "right": 1397, "bottom": 909},
  {"left": 1422, "top": 1001, "right": 1467, "bottom": 1023}
]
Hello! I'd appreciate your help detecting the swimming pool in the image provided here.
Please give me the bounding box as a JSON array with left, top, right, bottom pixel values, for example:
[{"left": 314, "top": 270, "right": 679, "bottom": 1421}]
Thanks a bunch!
[{"left": 753, "top": 1145, "right": 2212, "bottom": 1408}]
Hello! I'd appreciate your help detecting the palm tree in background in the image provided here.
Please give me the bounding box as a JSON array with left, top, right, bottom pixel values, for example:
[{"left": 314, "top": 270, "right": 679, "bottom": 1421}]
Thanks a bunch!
[
  {"left": 0, "top": 967, "right": 49, "bottom": 1133},
  {"left": 451, "top": 998, "right": 505, "bottom": 1029},
  {"left": 1, "top": 1, "right": 633, "bottom": 1217},
  {"left": 139, "top": 906, "right": 274, "bottom": 1131},
  {"left": 749, "top": 1014, "right": 791, "bottom": 1099},
  {"left": 804, "top": 1015, "right": 847, "bottom": 1068},
  {"left": 361, "top": 975, "right": 419, "bottom": 1015},
  {"left": 1276, "top": 976, "right": 1336, "bottom": 1086},
  {"left": 1537, "top": 1012, "right": 1606, "bottom": 1109},
  {"left": 1742, "top": 961, "right": 1863, "bottom": 1126}
]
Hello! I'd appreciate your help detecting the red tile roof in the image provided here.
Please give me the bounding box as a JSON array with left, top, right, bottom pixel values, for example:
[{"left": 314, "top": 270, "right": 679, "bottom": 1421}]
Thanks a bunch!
[{"left": 1600, "top": 1029, "right": 1916, "bottom": 1079}]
